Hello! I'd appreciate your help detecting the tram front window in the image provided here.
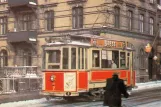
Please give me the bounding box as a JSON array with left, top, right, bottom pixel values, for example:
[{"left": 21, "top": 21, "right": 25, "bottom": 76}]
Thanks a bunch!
[
  {"left": 47, "top": 50, "right": 60, "bottom": 69},
  {"left": 63, "top": 48, "right": 69, "bottom": 69},
  {"left": 71, "top": 48, "right": 76, "bottom": 69}
]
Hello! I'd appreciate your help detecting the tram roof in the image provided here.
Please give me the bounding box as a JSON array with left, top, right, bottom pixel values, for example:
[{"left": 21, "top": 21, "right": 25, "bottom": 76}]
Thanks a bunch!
[
  {"left": 46, "top": 41, "right": 91, "bottom": 47},
  {"left": 43, "top": 34, "right": 135, "bottom": 51},
  {"left": 51, "top": 33, "right": 110, "bottom": 39}
]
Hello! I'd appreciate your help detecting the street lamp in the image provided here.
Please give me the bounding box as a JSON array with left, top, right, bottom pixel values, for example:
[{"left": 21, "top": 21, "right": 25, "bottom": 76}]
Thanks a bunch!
[
  {"left": 153, "top": 55, "right": 158, "bottom": 61},
  {"left": 145, "top": 43, "right": 152, "bottom": 53}
]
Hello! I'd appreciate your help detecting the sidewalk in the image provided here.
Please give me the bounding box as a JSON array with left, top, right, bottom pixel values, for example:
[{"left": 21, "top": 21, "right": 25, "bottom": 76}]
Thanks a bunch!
[{"left": 0, "top": 91, "right": 44, "bottom": 104}]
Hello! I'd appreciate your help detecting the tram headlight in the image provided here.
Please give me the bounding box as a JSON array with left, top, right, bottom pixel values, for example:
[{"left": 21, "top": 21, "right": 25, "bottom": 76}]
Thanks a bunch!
[{"left": 50, "top": 75, "right": 55, "bottom": 82}]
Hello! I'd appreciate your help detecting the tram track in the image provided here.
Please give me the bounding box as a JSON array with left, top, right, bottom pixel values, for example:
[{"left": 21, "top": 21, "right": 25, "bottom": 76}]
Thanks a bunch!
[{"left": 41, "top": 88, "right": 161, "bottom": 107}]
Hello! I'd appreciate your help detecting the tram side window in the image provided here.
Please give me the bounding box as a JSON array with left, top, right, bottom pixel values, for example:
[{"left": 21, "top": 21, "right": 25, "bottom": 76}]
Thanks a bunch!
[
  {"left": 63, "top": 48, "right": 69, "bottom": 69},
  {"left": 102, "top": 51, "right": 113, "bottom": 68},
  {"left": 71, "top": 48, "right": 76, "bottom": 69},
  {"left": 120, "top": 52, "right": 126, "bottom": 68},
  {"left": 112, "top": 51, "right": 119, "bottom": 68},
  {"left": 92, "top": 50, "right": 100, "bottom": 67}
]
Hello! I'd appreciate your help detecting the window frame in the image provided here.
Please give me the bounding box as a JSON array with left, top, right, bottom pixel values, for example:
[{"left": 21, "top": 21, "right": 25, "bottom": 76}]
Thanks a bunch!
[
  {"left": 114, "top": 7, "right": 120, "bottom": 28},
  {"left": 72, "top": 7, "right": 83, "bottom": 29},
  {"left": 139, "top": 48, "right": 146, "bottom": 69},
  {"left": 149, "top": 17, "right": 154, "bottom": 35},
  {"left": 0, "top": 49, "right": 8, "bottom": 68},
  {"left": 139, "top": 14, "right": 144, "bottom": 33},
  {"left": 19, "top": 13, "right": 36, "bottom": 31},
  {"left": 45, "top": 10, "right": 54, "bottom": 31},
  {"left": 128, "top": 10, "right": 133, "bottom": 30},
  {"left": 0, "top": 17, "right": 7, "bottom": 35},
  {"left": 45, "top": 46, "right": 87, "bottom": 70}
]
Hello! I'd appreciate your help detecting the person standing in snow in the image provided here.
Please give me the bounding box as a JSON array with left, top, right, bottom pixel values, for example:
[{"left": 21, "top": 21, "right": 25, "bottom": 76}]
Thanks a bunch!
[{"left": 103, "top": 73, "right": 129, "bottom": 107}]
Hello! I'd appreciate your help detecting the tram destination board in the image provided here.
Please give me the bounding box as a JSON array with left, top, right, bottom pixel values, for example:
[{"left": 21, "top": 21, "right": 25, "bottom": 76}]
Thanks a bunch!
[{"left": 91, "top": 39, "right": 125, "bottom": 49}]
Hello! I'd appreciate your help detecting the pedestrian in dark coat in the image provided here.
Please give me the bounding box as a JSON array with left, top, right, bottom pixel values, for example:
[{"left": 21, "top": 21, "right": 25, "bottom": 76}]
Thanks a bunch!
[{"left": 103, "top": 73, "right": 129, "bottom": 107}]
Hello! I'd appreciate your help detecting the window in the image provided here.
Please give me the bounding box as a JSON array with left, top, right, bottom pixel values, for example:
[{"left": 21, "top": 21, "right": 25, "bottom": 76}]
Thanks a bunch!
[
  {"left": 23, "top": 49, "right": 32, "bottom": 66},
  {"left": 0, "top": 17, "right": 7, "bottom": 35},
  {"left": 47, "top": 50, "right": 60, "bottom": 69},
  {"left": 63, "top": 48, "right": 69, "bottom": 69},
  {"left": 92, "top": 50, "right": 100, "bottom": 67},
  {"left": 71, "top": 48, "right": 76, "bottom": 69},
  {"left": 140, "top": 48, "right": 146, "bottom": 68},
  {"left": 101, "top": 50, "right": 119, "bottom": 69},
  {"left": 101, "top": 50, "right": 112, "bottom": 68},
  {"left": 114, "top": 7, "right": 120, "bottom": 28},
  {"left": 120, "top": 52, "right": 126, "bottom": 68},
  {"left": 139, "top": 14, "right": 144, "bottom": 33},
  {"left": 128, "top": 11, "right": 133, "bottom": 30},
  {"left": 0, "top": 49, "right": 8, "bottom": 68},
  {"left": 149, "top": 17, "right": 154, "bottom": 35},
  {"left": 0, "top": 0, "right": 7, "bottom": 3},
  {"left": 78, "top": 48, "right": 86, "bottom": 69},
  {"left": 157, "top": 0, "right": 161, "bottom": 5},
  {"left": 72, "top": 7, "right": 83, "bottom": 29},
  {"left": 112, "top": 51, "right": 119, "bottom": 68},
  {"left": 20, "top": 14, "right": 36, "bottom": 31},
  {"left": 45, "top": 10, "right": 54, "bottom": 31},
  {"left": 48, "top": 50, "right": 60, "bottom": 63},
  {"left": 149, "top": 0, "right": 154, "bottom": 4}
]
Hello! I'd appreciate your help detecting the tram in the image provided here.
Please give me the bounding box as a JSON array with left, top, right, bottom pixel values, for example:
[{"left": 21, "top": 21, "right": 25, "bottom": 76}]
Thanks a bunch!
[{"left": 41, "top": 34, "right": 135, "bottom": 100}]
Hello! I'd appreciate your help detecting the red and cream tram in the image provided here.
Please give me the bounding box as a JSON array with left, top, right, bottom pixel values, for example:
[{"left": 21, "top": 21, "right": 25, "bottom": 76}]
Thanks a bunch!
[{"left": 41, "top": 34, "right": 135, "bottom": 99}]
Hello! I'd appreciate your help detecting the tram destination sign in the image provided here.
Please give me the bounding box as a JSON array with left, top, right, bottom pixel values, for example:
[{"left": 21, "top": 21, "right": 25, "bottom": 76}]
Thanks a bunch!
[{"left": 91, "top": 39, "right": 125, "bottom": 49}]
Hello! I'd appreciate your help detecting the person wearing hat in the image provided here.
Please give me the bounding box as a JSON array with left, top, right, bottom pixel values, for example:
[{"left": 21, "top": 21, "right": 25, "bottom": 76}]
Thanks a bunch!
[{"left": 103, "top": 73, "right": 129, "bottom": 107}]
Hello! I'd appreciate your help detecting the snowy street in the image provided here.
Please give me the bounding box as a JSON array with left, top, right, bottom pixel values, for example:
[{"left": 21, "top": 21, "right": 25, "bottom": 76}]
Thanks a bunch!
[{"left": 0, "top": 81, "right": 161, "bottom": 107}]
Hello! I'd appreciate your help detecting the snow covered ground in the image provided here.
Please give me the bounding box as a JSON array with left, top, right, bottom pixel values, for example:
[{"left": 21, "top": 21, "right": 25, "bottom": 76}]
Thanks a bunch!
[{"left": 0, "top": 81, "right": 161, "bottom": 107}]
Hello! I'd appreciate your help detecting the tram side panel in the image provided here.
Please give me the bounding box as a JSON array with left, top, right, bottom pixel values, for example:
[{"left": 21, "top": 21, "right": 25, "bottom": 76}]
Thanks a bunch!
[{"left": 89, "top": 70, "right": 135, "bottom": 88}]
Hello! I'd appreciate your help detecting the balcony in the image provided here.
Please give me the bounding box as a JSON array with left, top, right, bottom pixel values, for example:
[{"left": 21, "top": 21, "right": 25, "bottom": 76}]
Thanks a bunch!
[
  {"left": 8, "top": 0, "right": 37, "bottom": 9},
  {"left": 7, "top": 31, "right": 37, "bottom": 43}
]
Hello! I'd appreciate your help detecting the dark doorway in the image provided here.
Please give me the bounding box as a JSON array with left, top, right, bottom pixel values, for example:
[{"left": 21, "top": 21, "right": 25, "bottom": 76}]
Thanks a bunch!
[{"left": 148, "top": 56, "right": 153, "bottom": 80}]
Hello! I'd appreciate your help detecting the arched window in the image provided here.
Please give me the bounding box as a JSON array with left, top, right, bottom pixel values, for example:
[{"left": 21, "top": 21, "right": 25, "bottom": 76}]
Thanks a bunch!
[
  {"left": 114, "top": 7, "right": 120, "bottom": 28},
  {"left": 45, "top": 10, "right": 54, "bottom": 31},
  {"left": 140, "top": 48, "right": 145, "bottom": 68},
  {"left": 149, "top": 17, "right": 154, "bottom": 35},
  {"left": 0, "top": 49, "right": 8, "bottom": 67}
]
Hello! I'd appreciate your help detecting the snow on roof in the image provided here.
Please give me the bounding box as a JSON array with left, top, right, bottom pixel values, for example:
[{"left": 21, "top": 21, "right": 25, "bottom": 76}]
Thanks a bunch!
[{"left": 46, "top": 41, "right": 91, "bottom": 46}]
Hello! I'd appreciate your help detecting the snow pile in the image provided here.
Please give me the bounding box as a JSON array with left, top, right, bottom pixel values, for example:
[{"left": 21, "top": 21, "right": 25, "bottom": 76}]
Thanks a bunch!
[
  {"left": 25, "top": 73, "right": 39, "bottom": 78},
  {"left": 0, "top": 98, "right": 46, "bottom": 107},
  {"left": 132, "top": 81, "right": 161, "bottom": 92}
]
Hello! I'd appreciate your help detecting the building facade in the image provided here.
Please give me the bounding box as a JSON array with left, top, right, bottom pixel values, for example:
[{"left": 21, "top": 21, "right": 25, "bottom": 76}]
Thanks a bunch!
[{"left": 0, "top": 0, "right": 159, "bottom": 82}]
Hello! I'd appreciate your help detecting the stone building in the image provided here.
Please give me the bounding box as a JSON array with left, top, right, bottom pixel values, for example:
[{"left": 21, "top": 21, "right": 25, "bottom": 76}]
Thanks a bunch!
[{"left": 0, "top": 0, "right": 159, "bottom": 82}]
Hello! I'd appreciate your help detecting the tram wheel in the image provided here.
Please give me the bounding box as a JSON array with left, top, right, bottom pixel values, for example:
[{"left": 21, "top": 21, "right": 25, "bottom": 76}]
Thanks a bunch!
[
  {"left": 63, "top": 97, "right": 75, "bottom": 102},
  {"left": 46, "top": 96, "right": 51, "bottom": 101}
]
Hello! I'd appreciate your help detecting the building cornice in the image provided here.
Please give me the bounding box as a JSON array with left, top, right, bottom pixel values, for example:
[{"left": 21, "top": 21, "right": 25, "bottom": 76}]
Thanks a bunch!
[
  {"left": 38, "top": 27, "right": 154, "bottom": 41},
  {"left": 125, "top": 2, "right": 136, "bottom": 8},
  {"left": 39, "top": 3, "right": 58, "bottom": 8},
  {"left": 67, "top": 0, "right": 87, "bottom": 5}
]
